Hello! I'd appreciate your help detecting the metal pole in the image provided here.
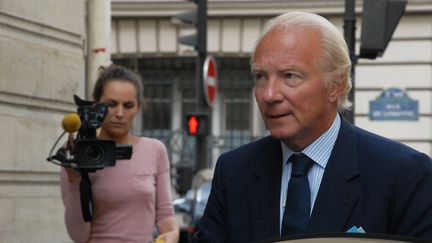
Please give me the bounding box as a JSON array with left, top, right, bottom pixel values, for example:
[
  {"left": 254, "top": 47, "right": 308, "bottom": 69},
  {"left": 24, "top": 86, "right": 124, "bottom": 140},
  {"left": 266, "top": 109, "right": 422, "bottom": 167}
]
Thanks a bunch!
[
  {"left": 343, "top": 0, "right": 357, "bottom": 124},
  {"left": 195, "top": 0, "right": 208, "bottom": 171}
]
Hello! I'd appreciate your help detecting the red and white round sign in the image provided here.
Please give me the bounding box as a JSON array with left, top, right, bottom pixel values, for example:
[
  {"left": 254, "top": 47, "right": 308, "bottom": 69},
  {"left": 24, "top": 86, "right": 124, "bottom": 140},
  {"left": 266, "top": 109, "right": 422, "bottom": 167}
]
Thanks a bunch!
[{"left": 203, "top": 56, "right": 218, "bottom": 107}]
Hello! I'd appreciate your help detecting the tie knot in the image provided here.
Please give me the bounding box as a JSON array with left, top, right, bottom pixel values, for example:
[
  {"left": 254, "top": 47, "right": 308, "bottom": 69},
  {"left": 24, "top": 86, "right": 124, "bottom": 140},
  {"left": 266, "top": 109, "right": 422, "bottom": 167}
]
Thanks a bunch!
[{"left": 289, "top": 153, "right": 314, "bottom": 177}]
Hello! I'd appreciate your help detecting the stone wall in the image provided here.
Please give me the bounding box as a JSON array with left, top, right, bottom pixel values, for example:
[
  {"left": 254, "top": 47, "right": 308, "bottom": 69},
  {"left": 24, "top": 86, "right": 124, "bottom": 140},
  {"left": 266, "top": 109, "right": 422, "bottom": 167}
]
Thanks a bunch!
[{"left": 0, "top": 0, "right": 86, "bottom": 242}]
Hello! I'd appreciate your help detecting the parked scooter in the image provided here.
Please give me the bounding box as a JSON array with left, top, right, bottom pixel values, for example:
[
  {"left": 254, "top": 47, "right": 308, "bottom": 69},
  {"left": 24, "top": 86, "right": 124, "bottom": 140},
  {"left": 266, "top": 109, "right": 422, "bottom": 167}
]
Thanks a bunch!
[{"left": 173, "top": 169, "right": 213, "bottom": 243}]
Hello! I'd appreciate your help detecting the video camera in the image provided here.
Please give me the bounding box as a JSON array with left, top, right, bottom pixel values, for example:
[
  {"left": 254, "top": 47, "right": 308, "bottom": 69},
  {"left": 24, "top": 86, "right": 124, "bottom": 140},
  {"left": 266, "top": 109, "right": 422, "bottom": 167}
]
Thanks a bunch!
[
  {"left": 46, "top": 95, "right": 133, "bottom": 221},
  {"left": 72, "top": 95, "right": 132, "bottom": 170},
  {"left": 47, "top": 95, "right": 132, "bottom": 171}
]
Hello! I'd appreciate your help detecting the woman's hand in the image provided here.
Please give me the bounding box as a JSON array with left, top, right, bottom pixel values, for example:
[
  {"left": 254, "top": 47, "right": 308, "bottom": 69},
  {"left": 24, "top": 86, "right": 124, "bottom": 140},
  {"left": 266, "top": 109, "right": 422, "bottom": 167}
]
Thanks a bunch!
[
  {"left": 64, "top": 167, "right": 81, "bottom": 183},
  {"left": 61, "top": 133, "right": 81, "bottom": 183},
  {"left": 154, "top": 218, "right": 179, "bottom": 243},
  {"left": 154, "top": 230, "right": 179, "bottom": 243}
]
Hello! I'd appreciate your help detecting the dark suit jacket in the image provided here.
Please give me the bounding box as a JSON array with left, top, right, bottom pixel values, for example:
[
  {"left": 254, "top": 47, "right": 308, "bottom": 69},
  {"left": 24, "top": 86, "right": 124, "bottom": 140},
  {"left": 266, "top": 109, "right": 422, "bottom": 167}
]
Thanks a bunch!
[{"left": 193, "top": 118, "right": 432, "bottom": 243}]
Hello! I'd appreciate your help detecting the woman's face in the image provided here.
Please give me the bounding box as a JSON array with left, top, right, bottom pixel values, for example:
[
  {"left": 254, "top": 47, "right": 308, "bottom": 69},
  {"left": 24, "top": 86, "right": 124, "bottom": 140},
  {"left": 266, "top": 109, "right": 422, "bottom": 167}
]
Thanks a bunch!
[{"left": 99, "top": 80, "right": 139, "bottom": 139}]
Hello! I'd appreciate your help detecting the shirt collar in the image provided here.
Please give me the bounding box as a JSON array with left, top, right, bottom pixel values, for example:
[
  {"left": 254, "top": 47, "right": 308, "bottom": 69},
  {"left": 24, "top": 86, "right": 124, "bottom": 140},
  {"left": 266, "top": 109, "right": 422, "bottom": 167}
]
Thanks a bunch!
[{"left": 281, "top": 113, "right": 341, "bottom": 168}]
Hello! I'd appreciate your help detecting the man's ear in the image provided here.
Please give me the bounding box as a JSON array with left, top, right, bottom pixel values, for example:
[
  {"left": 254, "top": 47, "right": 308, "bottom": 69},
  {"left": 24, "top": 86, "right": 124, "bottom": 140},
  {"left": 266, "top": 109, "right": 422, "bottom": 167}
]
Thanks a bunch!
[{"left": 328, "top": 74, "right": 346, "bottom": 103}]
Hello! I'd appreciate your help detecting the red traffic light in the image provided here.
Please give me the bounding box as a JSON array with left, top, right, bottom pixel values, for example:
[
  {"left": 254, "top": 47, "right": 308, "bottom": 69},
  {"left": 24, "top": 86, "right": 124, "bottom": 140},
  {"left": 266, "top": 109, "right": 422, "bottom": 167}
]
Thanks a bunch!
[
  {"left": 187, "top": 115, "right": 199, "bottom": 135},
  {"left": 185, "top": 113, "right": 209, "bottom": 136}
]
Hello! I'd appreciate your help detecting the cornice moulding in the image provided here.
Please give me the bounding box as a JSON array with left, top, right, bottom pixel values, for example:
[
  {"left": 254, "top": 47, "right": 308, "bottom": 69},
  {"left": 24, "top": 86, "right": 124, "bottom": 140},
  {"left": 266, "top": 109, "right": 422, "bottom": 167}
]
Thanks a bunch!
[{"left": 111, "top": 0, "right": 432, "bottom": 18}]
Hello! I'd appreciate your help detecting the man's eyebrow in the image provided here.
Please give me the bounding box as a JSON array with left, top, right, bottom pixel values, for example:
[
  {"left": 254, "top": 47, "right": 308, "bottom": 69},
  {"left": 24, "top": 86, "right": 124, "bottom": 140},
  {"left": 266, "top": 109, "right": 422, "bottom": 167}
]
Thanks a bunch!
[{"left": 251, "top": 66, "right": 263, "bottom": 72}]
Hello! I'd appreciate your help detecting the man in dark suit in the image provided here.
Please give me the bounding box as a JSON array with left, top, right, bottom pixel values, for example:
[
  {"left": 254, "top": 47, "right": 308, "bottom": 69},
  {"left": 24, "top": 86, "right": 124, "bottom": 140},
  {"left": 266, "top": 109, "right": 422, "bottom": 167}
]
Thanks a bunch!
[{"left": 193, "top": 11, "right": 432, "bottom": 243}]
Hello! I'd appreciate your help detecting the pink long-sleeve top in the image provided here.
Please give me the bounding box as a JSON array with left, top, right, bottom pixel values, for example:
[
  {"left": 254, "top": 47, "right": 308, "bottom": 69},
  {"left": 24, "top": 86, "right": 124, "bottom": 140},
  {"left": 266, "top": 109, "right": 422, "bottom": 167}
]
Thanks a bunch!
[{"left": 60, "top": 137, "right": 175, "bottom": 243}]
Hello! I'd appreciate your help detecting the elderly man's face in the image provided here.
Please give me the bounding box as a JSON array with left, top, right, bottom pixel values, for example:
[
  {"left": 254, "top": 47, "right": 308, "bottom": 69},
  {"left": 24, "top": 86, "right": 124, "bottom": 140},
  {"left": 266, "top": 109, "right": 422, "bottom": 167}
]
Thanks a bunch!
[{"left": 252, "top": 26, "right": 342, "bottom": 150}]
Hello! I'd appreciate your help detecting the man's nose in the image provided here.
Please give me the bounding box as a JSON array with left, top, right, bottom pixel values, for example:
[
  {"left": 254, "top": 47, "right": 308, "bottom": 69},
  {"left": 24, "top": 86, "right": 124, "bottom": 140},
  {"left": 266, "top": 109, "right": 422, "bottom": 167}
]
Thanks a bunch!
[{"left": 262, "top": 78, "right": 283, "bottom": 103}]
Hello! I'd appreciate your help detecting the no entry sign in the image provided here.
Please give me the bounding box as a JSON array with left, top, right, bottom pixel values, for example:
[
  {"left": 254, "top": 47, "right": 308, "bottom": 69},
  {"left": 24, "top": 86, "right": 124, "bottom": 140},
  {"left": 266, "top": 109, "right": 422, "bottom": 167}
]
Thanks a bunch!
[{"left": 203, "top": 56, "right": 218, "bottom": 107}]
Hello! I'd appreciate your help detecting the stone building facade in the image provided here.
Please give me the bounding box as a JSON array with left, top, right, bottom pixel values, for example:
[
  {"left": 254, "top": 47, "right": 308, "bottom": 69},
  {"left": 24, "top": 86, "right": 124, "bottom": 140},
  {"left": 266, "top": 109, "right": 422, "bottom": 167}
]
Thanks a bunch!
[{"left": 0, "top": 0, "right": 86, "bottom": 242}]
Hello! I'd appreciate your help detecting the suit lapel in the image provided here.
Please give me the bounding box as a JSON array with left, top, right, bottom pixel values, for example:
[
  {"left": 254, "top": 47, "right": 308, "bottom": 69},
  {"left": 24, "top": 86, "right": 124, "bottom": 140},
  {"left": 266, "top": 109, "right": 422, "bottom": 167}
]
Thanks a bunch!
[
  {"left": 308, "top": 118, "right": 360, "bottom": 233},
  {"left": 247, "top": 137, "right": 283, "bottom": 241}
]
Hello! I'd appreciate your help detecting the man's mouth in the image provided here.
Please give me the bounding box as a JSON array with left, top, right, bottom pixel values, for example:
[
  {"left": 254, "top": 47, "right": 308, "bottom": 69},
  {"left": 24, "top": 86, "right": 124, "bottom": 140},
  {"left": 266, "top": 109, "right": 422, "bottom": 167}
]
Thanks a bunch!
[{"left": 267, "top": 113, "right": 291, "bottom": 119}]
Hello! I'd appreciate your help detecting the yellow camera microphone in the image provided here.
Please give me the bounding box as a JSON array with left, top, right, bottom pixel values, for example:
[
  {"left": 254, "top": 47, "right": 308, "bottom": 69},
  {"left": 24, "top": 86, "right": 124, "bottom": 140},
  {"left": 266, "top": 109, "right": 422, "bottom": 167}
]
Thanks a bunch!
[
  {"left": 46, "top": 113, "right": 81, "bottom": 166},
  {"left": 61, "top": 113, "right": 81, "bottom": 133}
]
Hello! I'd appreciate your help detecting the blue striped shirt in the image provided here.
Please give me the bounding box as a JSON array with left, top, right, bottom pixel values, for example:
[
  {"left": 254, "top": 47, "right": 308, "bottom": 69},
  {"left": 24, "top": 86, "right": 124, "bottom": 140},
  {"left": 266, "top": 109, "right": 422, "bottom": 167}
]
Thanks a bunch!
[{"left": 279, "top": 114, "right": 341, "bottom": 233}]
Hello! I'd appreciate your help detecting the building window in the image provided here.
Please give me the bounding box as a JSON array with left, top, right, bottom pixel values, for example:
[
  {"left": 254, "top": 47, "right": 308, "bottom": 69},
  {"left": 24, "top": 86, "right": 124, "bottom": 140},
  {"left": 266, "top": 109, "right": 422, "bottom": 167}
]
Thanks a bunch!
[
  {"left": 141, "top": 83, "right": 172, "bottom": 142},
  {"left": 224, "top": 88, "right": 252, "bottom": 150},
  {"left": 112, "top": 57, "right": 256, "bottom": 159}
]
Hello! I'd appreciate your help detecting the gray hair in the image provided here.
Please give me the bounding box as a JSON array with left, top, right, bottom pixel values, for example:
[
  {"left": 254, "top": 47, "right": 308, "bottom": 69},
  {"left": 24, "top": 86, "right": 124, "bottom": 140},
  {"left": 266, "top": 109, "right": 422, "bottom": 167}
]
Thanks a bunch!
[{"left": 251, "top": 11, "right": 352, "bottom": 111}]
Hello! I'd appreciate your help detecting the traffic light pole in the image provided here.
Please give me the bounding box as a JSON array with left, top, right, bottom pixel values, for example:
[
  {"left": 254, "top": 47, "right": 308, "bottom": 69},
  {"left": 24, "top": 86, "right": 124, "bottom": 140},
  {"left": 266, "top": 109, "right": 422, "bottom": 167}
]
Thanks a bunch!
[
  {"left": 342, "top": 0, "right": 406, "bottom": 124},
  {"left": 195, "top": 0, "right": 209, "bottom": 171},
  {"left": 343, "top": 0, "right": 357, "bottom": 124}
]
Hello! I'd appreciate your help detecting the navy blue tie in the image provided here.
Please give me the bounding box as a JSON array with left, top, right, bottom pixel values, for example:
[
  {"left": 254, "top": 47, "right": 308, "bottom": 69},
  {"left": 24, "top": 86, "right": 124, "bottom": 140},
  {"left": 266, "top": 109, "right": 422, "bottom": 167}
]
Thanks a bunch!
[{"left": 281, "top": 153, "right": 314, "bottom": 236}]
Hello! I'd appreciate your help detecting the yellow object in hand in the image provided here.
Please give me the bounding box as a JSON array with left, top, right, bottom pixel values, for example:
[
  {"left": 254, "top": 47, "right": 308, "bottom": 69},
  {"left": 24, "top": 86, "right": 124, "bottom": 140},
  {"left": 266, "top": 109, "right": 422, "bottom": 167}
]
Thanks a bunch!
[{"left": 153, "top": 239, "right": 164, "bottom": 243}]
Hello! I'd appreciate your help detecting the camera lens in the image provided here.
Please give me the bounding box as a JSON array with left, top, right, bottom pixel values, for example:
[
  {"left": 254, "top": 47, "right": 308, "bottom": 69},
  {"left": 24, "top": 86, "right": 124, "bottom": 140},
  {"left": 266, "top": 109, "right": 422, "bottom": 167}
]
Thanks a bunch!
[
  {"left": 76, "top": 140, "right": 116, "bottom": 169},
  {"left": 85, "top": 144, "right": 104, "bottom": 163}
]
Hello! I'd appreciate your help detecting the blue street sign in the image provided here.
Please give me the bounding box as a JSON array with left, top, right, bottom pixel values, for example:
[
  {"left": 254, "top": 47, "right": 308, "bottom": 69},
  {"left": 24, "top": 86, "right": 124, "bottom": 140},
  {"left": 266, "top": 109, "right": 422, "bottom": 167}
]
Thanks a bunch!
[{"left": 369, "top": 88, "right": 419, "bottom": 121}]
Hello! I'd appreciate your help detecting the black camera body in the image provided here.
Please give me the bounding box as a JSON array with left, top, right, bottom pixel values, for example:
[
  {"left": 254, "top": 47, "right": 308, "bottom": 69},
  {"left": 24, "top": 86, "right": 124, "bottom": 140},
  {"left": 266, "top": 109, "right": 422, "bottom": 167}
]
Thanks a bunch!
[
  {"left": 75, "top": 139, "right": 116, "bottom": 169},
  {"left": 72, "top": 95, "right": 132, "bottom": 171}
]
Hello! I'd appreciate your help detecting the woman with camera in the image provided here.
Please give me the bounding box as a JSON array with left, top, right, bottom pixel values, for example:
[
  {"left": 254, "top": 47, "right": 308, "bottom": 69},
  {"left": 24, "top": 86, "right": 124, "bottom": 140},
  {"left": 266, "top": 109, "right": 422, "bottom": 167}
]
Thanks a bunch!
[{"left": 60, "top": 64, "right": 179, "bottom": 243}]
